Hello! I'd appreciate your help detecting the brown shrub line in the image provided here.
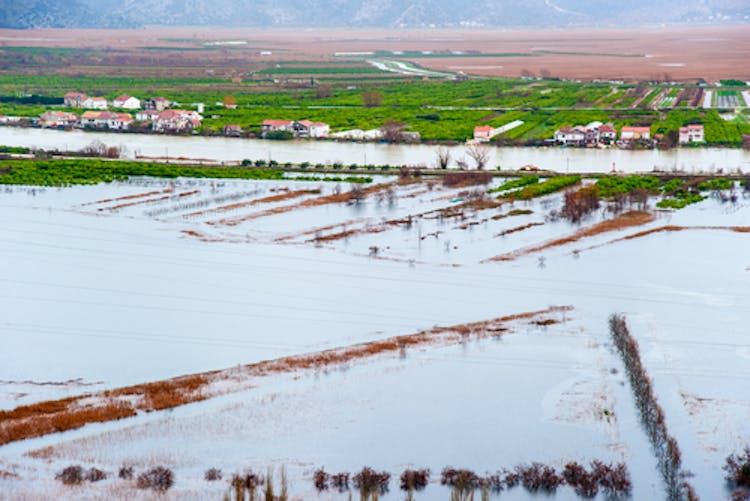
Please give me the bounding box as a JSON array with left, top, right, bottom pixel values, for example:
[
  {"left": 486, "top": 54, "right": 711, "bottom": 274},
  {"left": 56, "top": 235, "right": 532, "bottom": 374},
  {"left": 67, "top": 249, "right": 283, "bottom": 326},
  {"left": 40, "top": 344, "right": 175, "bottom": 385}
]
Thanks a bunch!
[
  {"left": 574, "top": 225, "right": 750, "bottom": 255},
  {"left": 181, "top": 189, "right": 320, "bottom": 218},
  {"left": 495, "top": 222, "right": 545, "bottom": 237},
  {"left": 485, "top": 210, "right": 655, "bottom": 262},
  {"left": 207, "top": 182, "right": 397, "bottom": 227},
  {"left": 179, "top": 229, "right": 243, "bottom": 243},
  {"left": 98, "top": 189, "right": 200, "bottom": 211},
  {"left": 80, "top": 188, "right": 172, "bottom": 207},
  {"left": 0, "top": 306, "right": 570, "bottom": 447},
  {"left": 609, "top": 315, "right": 699, "bottom": 500}
]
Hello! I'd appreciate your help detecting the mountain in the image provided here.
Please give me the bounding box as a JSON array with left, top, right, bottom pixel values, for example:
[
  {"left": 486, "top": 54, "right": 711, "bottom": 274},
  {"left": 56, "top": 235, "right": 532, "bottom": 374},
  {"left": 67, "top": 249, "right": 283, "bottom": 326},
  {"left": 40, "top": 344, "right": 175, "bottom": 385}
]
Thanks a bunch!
[{"left": 0, "top": 0, "right": 748, "bottom": 29}]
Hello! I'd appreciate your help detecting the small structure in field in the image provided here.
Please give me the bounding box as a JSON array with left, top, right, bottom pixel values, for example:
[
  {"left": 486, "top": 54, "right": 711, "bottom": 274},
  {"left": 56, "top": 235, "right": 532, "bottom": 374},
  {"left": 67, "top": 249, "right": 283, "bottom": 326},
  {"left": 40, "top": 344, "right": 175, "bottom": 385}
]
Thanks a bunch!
[{"left": 474, "top": 125, "right": 494, "bottom": 142}]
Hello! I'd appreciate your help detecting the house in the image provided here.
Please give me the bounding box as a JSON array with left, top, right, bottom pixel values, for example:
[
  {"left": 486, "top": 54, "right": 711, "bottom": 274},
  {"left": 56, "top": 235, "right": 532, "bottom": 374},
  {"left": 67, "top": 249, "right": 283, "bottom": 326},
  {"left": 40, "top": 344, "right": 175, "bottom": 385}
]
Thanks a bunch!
[
  {"left": 262, "top": 119, "right": 294, "bottom": 136},
  {"left": 152, "top": 110, "right": 203, "bottom": 132},
  {"left": 620, "top": 126, "right": 651, "bottom": 142},
  {"left": 679, "top": 124, "right": 704, "bottom": 144},
  {"left": 145, "top": 97, "right": 171, "bottom": 111},
  {"left": 82, "top": 97, "right": 108, "bottom": 110},
  {"left": 112, "top": 95, "right": 141, "bottom": 110},
  {"left": 107, "top": 112, "right": 134, "bottom": 130},
  {"left": 80, "top": 111, "right": 109, "bottom": 128},
  {"left": 39, "top": 111, "right": 78, "bottom": 128},
  {"left": 223, "top": 124, "right": 243, "bottom": 137},
  {"left": 598, "top": 124, "right": 616, "bottom": 144},
  {"left": 295, "top": 120, "right": 330, "bottom": 138},
  {"left": 136, "top": 109, "right": 160, "bottom": 122},
  {"left": 64, "top": 92, "right": 88, "bottom": 108},
  {"left": 474, "top": 125, "right": 494, "bottom": 142},
  {"left": 553, "top": 126, "right": 586, "bottom": 146}
]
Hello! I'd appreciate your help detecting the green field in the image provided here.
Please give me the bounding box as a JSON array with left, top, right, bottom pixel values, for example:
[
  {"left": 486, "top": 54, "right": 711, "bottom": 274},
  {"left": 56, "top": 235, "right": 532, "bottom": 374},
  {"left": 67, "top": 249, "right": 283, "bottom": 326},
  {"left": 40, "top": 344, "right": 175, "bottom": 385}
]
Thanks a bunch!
[{"left": 0, "top": 72, "right": 748, "bottom": 144}]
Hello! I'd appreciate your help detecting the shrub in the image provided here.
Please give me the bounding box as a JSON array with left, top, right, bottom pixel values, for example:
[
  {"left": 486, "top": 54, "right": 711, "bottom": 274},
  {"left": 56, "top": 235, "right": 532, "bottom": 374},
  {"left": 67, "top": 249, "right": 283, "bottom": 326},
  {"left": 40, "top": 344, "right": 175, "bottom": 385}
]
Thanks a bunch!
[
  {"left": 561, "top": 185, "right": 600, "bottom": 222},
  {"left": 205, "top": 468, "right": 222, "bottom": 481},
  {"left": 56, "top": 465, "right": 84, "bottom": 485},
  {"left": 725, "top": 446, "right": 750, "bottom": 491},
  {"left": 515, "top": 463, "right": 562, "bottom": 493},
  {"left": 136, "top": 466, "right": 174, "bottom": 492},
  {"left": 353, "top": 467, "right": 390, "bottom": 496},
  {"left": 400, "top": 469, "right": 430, "bottom": 491},
  {"left": 330, "top": 472, "right": 350, "bottom": 492},
  {"left": 313, "top": 469, "right": 329, "bottom": 491},
  {"left": 85, "top": 468, "right": 107, "bottom": 482},
  {"left": 118, "top": 465, "right": 134, "bottom": 480},
  {"left": 254, "top": 159, "right": 267, "bottom": 167}
]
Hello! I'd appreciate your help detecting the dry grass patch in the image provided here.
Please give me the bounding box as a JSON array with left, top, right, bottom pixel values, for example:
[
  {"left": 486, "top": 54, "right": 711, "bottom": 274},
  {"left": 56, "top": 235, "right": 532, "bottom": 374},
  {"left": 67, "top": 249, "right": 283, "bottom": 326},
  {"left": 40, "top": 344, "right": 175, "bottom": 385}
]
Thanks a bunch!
[{"left": 99, "top": 189, "right": 200, "bottom": 211}]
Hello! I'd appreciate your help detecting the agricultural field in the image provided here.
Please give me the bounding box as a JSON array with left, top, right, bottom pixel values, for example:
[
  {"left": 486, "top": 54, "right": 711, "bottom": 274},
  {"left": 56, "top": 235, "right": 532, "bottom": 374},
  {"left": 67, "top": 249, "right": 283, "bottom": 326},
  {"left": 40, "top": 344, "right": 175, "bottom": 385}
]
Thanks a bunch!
[{"left": 0, "top": 163, "right": 748, "bottom": 500}]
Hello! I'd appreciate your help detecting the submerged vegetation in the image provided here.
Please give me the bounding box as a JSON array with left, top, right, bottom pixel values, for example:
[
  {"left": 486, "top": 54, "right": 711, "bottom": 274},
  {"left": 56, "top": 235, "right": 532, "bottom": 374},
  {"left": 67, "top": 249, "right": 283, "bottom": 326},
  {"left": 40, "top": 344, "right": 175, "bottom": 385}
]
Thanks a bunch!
[{"left": 0, "top": 158, "right": 372, "bottom": 186}]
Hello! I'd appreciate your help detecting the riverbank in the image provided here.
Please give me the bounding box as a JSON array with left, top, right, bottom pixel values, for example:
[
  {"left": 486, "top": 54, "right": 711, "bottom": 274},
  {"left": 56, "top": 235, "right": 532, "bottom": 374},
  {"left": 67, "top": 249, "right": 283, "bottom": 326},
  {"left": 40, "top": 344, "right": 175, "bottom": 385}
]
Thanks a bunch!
[{"left": 2, "top": 127, "right": 750, "bottom": 175}]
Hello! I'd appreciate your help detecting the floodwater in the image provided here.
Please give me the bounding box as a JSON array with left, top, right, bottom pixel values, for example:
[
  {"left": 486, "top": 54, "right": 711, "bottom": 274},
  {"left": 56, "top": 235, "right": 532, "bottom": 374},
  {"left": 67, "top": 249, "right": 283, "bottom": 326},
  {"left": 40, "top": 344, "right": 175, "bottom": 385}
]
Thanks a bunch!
[
  {"left": 0, "top": 175, "right": 748, "bottom": 500},
  {"left": 3, "top": 126, "right": 750, "bottom": 173}
]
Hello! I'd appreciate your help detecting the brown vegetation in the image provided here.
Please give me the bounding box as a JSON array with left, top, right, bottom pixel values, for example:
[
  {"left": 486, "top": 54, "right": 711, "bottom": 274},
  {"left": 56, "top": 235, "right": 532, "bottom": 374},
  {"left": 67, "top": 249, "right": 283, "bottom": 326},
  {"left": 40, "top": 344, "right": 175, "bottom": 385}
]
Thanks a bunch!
[
  {"left": 3, "top": 307, "right": 570, "bottom": 447},
  {"left": 99, "top": 189, "right": 200, "bottom": 211},
  {"left": 577, "top": 224, "right": 750, "bottom": 254},
  {"left": 208, "top": 183, "right": 396, "bottom": 226},
  {"left": 182, "top": 189, "right": 319, "bottom": 218},
  {"left": 486, "top": 210, "right": 655, "bottom": 262},
  {"left": 81, "top": 188, "right": 172, "bottom": 207},
  {"left": 495, "top": 222, "right": 544, "bottom": 237},
  {"left": 443, "top": 171, "right": 493, "bottom": 188}
]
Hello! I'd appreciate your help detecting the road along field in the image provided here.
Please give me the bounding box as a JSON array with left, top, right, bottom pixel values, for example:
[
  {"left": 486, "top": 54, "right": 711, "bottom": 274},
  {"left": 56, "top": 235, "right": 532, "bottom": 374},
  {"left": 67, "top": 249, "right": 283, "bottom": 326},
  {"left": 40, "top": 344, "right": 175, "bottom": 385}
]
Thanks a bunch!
[{"left": 0, "top": 172, "right": 748, "bottom": 499}]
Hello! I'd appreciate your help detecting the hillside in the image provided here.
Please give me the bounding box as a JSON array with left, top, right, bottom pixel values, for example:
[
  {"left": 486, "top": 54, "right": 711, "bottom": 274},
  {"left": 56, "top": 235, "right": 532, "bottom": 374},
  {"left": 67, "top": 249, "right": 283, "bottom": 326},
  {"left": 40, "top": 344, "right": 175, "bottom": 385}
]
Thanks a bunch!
[{"left": 0, "top": 0, "right": 748, "bottom": 29}]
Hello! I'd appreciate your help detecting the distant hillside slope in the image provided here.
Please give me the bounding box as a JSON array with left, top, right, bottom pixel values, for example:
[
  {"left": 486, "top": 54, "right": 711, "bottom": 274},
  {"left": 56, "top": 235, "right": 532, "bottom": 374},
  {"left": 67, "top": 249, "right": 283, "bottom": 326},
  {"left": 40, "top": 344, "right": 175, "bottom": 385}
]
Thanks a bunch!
[{"left": 0, "top": 0, "right": 748, "bottom": 29}]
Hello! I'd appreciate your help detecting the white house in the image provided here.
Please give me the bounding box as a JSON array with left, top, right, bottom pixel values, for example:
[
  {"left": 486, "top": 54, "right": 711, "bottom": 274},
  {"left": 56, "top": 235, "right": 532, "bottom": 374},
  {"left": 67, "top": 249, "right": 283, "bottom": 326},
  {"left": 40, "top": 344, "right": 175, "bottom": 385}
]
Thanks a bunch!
[
  {"left": 620, "top": 126, "right": 651, "bottom": 142},
  {"left": 152, "top": 110, "right": 202, "bottom": 132},
  {"left": 136, "top": 110, "right": 160, "bottom": 122},
  {"left": 553, "top": 126, "right": 586, "bottom": 146},
  {"left": 82, "top": 97, "right": 108, "bottom": 110},
  {"left": 262, "top": 119, "right": 294, "bottom": 135},
  {"left": 598, "top": 124, "right": 617, "bottom": 143},
  {"left": 296, "top": 120, "right": 330, "bottom": 138},
  {"left": 473, "top": 125, "right": 494, "bottom": 142},
  {"left": 112, "top": 95, "right": 141, "bottom": 110},
  {"left": 679, "top": 124, "right": 704, "bottom": 144},
  {"left": 107, "top": 112, "right": 134, "bottom": 130}
]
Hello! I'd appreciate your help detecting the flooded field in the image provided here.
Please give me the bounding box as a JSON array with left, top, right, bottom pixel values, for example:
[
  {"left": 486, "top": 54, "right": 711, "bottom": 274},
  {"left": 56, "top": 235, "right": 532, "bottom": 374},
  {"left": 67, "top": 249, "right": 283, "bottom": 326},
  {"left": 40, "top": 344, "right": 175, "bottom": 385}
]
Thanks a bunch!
[{"left": 0, "top": 172, "right": 748, "bottom": 500}]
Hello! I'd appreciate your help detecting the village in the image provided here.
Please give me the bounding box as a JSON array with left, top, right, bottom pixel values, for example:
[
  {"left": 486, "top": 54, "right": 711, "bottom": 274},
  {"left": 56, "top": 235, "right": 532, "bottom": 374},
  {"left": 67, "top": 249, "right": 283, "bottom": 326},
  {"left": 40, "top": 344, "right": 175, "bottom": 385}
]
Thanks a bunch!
[
  {"left": 474, "top": 121, "right": 705, "bottom": 148},
  {"left": 0, "top": 89, "right": 715, "bottom": 150}
]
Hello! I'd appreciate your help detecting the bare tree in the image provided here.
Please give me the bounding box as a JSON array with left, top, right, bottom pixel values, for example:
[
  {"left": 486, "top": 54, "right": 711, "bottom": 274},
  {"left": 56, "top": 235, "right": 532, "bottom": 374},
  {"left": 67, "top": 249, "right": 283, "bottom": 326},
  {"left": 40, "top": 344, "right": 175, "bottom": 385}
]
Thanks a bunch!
[
  {"left": 316, "top": 84, "right": 333, "bottom": 99},
  {"left": 381, "top": 119, "right": 405, "bottom": 143},
  {"left": 466, "top": 144, "right": 490, "bottom": 170},
  {"left": 361, "top": 90, "right": 382, "bottom": 108},
  {"left": 435, "top": 146, "right": 451, "bottom": 169}
]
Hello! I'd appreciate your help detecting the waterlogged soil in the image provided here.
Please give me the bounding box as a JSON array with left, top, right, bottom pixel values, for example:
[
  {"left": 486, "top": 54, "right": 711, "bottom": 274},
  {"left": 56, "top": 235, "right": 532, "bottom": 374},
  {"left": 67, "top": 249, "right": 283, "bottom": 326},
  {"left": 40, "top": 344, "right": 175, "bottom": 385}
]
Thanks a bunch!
[{"left": 0, "top": 176, "right": 748, "bottom": 500}]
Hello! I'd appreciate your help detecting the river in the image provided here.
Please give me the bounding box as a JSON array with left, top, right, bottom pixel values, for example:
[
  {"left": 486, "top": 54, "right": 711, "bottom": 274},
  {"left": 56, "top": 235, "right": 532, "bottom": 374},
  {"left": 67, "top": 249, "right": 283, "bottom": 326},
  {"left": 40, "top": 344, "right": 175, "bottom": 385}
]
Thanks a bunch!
[{"left": 2, "top": 126, "right": 750, "bottom": 174}]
